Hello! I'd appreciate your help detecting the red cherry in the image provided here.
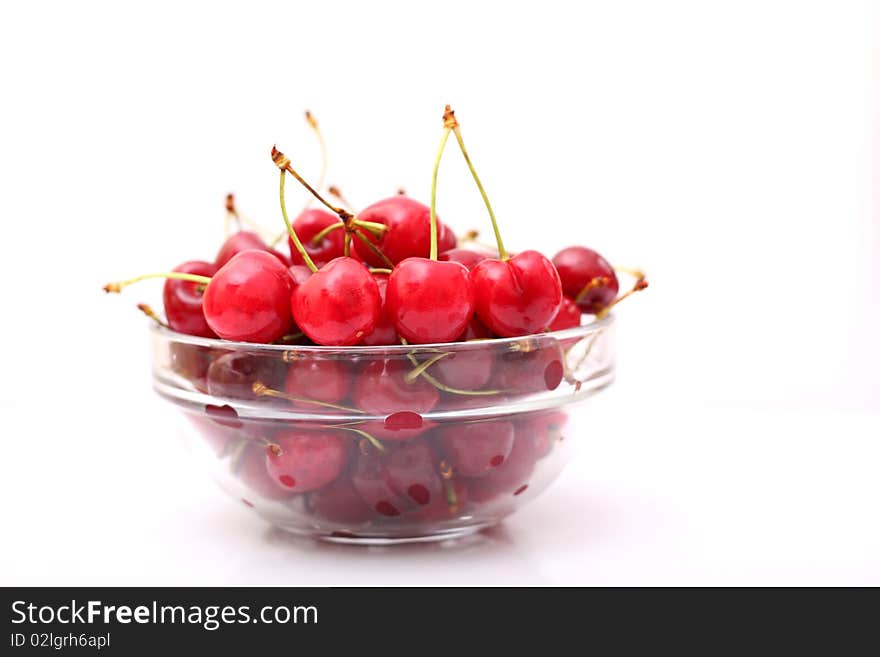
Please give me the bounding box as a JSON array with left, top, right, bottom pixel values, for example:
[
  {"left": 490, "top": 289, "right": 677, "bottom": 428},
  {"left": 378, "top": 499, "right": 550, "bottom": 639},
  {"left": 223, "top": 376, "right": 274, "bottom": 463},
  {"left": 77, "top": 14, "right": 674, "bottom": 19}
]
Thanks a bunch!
[
  {"left": 471, "top": 250, "right": 563, "bottom": 337},
  {"left": 170, "top": 343, "right": 214, "bottom": 391},
  {"left": 458, "top": 315, "right": 494, "bottom": 340},
  {"left": 437, "top": 420, "right": 515, "bottom": 477},
  {"left": 267, "top": 247, "right": 291, "bottom": 267},
  {"left": 284, "top": 356, "right": 351, "bottom": 404},
  {"left": 235, "top": 441, "right": 295, "bottom": 501},
  {"left": 162, "top": 260, "right": 218, "bottom": 338},
  {"left": 518, "top": 410, "right": 569, "bottom": 459},
  {"left": 287, "top": 209, "right": 348, "bottom": 267},
  {"left": 383, "top": 440, "right": 443, "bottom": 507},
  {"left": 361, "top": 272, "right": 398, "bottom": 346},
  {"left": 552, "top": 246, "right": 619, "bottom": 315},
  {"left": 410, "top": 478, "right": 469, "bottom": 521},
  {"left": 493, "top": 340, "right": 565, "bottom": 394},
  {"left": 288, "top": 264, "right": 312, "bottom": 287},
  {"left": 353, "top": 196, "right": 456, "bottom": 266},
  {"left": 202, "top": 249, "right": 293, "bottom": 343},
  {"left": 547, "top": 296, "right": 582, "bottom": 332},
  {"left": 215, "top": 231, "right": 266, "bottom": 268},
  {"left": 350, "top": 450, "right": 410, "bottom": 517},
  {"left": 217, "top": 231, "right": 291, "bottom": 269},
  {"left": 291, "top": 257, "right": 380, "bottom": 346},
  {"left": 266, "top": 431, "right": 349, "bottom": 493},
  {"left": 207, "top": 352, "right": 285, "bottom": 400},
  {"left": 466, "top": 433, "right": 537, "bottom": 502},
  {"left": 438, "top": 247, "right": 490, "bottom": 271},
  {"left": 386, "top": 258, "right": 475, "bottom": 344},
  {"left": 308, "top": 477, "right": 372, "bottom": 524},
  {"left": 352, "top": 359, "right": 439, "bottom": 441}
]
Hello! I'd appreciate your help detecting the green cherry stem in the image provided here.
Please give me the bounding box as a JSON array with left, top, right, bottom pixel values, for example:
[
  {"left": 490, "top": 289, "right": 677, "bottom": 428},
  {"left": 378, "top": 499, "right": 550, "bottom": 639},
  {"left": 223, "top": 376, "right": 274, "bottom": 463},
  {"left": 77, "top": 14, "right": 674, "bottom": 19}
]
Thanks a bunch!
[
  {"left": 103, "top": 272, "right": 212, "bottom": 294},
  {"left": 429, "top": 118, "right": 454, "bottom": 260},
  {"left": 278, "top": 168, "right": 319, "bottom": 273},
  {"left": 309, "top": 220, "right": 345, "bottom": 245},
  {"left": 445, "top": 105, "right": 508, "bottom": 261},
  {"left": 328, "top": 426, "right": 386, "bottom": 453},
  {"left": 270, "top": 111, "right": 331, "bottom": 247},
  {"left": 352, "top": 229, "right": 395, "bottom": 268},
  {"left": 400, "top": 339, "right": 504, "bottom": 396},
  {"left": 252, "top": 381, "right": 364, "bottom": 414}
]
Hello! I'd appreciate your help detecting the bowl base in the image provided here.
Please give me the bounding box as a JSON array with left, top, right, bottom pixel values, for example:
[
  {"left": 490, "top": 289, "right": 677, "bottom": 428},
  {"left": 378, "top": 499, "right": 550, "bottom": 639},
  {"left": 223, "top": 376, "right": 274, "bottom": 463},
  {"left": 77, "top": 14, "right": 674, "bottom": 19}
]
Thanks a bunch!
[{"left": 273, "top": 522, "right": 496, "bottom": 546}]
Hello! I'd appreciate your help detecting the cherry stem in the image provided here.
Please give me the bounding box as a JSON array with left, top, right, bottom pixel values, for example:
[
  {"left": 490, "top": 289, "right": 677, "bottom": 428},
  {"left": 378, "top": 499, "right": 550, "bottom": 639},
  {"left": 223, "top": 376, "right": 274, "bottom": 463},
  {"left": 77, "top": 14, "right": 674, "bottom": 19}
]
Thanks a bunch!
[
  {"left": 368, "top": 267, "right": 393, "bottom": 275},
  {"left": 272, "top": 146, "right": 347, "bottom": 217},
  {"left": 225, "top": 193, "right": 242, "bottom": 234},
  {"left": 278, "top": 170, "right": 319, "bottom": 273},
  {"left": 136, "top": 303, "right": 168, "bottom": 328},
  {"left": 596, "top": 276, "right": 649, "bottom": 320},
  {"left": 400, "top": 339, "right": 504, "bottom": 396},
  {"left": 445, "top": 106, "right": 507, "bottom": 260},
  {"left": 564, "top": 330, "right": 602, "bottom": 390},
  {"left": 275, "top": 332, "right": 304, "bottom": 344},
  {"left": 251, "top": 381, "right": 363, "bottom": 414},
  {"left": 103, "top": 272, "right": 212, "bottom": 294},
  {"left": 343, "top": 230, "right": 351, "bottom": 257},
  {"left": 429, "top": 124, "right": 453, "bottom": 261},
  {"left": 614, "top": 265, "right": 646, "bottom": 280},
  {"left": 352, "top": 229, "right": 394, "bottom": 268},
  {"left": 352, "top": 219, "right": 388, "bottom": 236},
  {"left": 459, "top": 229, "right": 502, "bottom": 255},
  {"left": 325, "top": 426, "right": 386, "bottom": 453},
  {"left": 574, "top": 276, "right": 610, "bottom": 304},
  {"left": 310, "top": 220, "right": 345, "bottom": 245},
  {"left": 404, "top": 352, "right": 452, "bottom": 383}
]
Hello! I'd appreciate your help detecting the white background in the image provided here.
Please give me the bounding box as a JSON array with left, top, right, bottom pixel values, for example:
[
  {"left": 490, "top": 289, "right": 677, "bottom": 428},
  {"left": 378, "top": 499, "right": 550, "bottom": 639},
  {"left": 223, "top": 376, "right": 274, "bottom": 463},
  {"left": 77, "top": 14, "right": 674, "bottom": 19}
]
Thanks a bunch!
[{"left": 0, "top": 0, "right": 878, "bottom": 585}]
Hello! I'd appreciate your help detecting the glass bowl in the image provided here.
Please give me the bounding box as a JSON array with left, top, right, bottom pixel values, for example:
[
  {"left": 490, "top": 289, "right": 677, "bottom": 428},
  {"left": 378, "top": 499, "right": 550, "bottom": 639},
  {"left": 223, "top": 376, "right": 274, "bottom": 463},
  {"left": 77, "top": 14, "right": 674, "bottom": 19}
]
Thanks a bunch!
[{"left": 150, "top": 317, "right": 615, "bottom": 544}]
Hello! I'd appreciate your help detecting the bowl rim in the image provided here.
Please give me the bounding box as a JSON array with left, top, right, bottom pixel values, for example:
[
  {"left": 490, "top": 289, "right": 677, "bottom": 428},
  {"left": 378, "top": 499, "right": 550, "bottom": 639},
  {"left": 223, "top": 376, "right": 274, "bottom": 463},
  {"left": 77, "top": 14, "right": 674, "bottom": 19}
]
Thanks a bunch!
[{"left": 149, "top": 314, "right": 614, "bottom": 353}]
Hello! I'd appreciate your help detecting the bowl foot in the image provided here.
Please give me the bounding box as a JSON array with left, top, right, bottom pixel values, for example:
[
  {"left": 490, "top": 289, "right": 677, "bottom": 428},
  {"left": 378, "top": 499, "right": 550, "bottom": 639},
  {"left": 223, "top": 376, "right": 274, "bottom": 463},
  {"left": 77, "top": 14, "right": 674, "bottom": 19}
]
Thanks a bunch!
[{"left": 272, "top": 522, "right": 497, "bottom": 546}]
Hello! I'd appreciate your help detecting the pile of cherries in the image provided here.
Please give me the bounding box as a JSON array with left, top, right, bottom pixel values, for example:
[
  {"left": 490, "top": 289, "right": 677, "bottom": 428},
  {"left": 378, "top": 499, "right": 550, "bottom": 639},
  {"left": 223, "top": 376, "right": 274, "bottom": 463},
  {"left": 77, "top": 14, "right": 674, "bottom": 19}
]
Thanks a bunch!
[{"left": 106, "top": 106, "right": 645, "bottom": 532}]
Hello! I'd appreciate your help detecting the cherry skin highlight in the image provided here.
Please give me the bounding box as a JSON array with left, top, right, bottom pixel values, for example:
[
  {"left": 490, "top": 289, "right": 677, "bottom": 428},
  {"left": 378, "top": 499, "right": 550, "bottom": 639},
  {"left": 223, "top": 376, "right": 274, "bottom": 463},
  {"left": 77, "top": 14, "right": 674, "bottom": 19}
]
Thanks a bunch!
[
  {"left": 386, "top": 258, "right": 475, "bottom": 344},
  {"left": 288, "top": 208, "right": 348, "bottom": 267},
  {"left": 265, "top": 431, "right": 349, "bottom": 494},
  {"left": 291, "top": 257, "right": 380, "bottom": 346},
  {"left": 162, "top": 260, "right": 218, "bottom": 338},
  {"left": 202, "top": 249, "right": 293, "bottom": 343},
  {"left": 353, "top": 196, "right": 456, "bottom": 266},
  {"left": 552, "top": 246, "right": 619, "bottom": 315},
  {"left": 471, "top": 250, "right": 563, "bottom": 337}
]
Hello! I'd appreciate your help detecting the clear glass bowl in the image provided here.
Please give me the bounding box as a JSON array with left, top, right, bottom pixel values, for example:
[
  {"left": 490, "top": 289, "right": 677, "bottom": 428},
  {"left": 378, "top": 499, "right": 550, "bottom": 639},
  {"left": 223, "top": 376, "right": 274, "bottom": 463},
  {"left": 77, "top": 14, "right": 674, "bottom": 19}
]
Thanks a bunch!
[{"left": 150, "top": 317, "right": 615, "bottom": 544}]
